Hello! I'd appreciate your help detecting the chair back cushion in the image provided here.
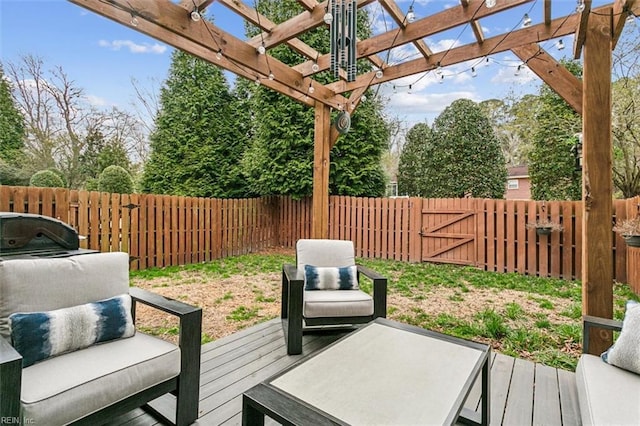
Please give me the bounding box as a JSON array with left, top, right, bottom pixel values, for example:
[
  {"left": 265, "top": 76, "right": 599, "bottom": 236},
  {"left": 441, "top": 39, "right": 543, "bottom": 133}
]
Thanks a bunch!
[
  {"left": 296, "top": 239, "right": 356, "bottom": 270},
  {"left": 0, "top": 252, "right": 130, "bottom": 340}
]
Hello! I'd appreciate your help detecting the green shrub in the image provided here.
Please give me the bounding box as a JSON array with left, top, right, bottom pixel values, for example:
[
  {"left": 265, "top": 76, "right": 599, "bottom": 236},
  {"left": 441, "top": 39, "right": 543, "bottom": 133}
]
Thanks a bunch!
[
  {"left": 98, "top": 165, "right": 133, "bottom": 193},
  {"left": 84, "top": 177, "right": 99, "bottom": 191},
  {"left": 29, "top": 170, "right": 64, "bottom": 188}
]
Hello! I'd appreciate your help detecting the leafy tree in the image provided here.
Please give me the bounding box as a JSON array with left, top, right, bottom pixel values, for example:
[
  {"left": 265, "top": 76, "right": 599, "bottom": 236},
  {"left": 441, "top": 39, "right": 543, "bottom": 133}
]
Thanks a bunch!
[
  {"left": 29, "top": 170, "right": 64, "bottom": 188},
  {"left": 612, "top": 75, "right": 640, "bottom": 198},
  {"left": 98, "top": 165, "right": 133, "bottom": 193},
  {"left": 141, "top": 49, "right": 249, "bottom": 197},
  {"left": 397, "top": 123, "right": 432, "bottom": 196},
  {"left": 241, "top": 0, "right": 388, "bottom": 198},
  {"left": 421, "top": 99, "right": 506, "bottom": 198},
  {"left": 0, "top": 64, "right": 25, "bottom": 163},
  {"left": 529, "top": 61, "right": 582, "bottom": 201}
]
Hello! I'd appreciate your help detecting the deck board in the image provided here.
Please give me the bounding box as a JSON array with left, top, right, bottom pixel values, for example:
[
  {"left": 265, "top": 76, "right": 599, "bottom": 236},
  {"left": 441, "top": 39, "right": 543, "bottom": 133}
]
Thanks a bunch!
[{"left": 107, "top": 319, "right": 580, "bottom": 425}]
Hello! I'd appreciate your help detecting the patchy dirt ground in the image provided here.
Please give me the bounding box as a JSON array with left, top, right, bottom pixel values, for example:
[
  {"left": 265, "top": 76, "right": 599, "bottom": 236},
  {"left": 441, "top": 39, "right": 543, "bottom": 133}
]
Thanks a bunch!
[{"left": 132, "top": 260, "right": 579, "bottom": 363}]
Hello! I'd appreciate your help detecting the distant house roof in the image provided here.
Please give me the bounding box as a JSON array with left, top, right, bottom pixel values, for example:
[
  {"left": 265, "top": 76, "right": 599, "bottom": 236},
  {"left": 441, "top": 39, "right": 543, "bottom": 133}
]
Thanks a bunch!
[{"left": 508, "top": 165, "right": 529, "bottom": 178}]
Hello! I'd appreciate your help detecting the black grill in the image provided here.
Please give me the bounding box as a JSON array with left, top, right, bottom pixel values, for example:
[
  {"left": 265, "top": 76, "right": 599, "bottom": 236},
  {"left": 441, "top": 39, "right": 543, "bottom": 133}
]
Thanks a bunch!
[{"left": 0, "top": 212, "right": 98, "bottom": 259}]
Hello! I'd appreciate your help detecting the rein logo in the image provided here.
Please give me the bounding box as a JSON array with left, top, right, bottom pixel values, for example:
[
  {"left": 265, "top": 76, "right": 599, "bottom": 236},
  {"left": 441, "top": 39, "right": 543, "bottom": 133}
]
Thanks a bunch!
[{"left": 0, "top": 418, "right": 35, "bottom": 425}]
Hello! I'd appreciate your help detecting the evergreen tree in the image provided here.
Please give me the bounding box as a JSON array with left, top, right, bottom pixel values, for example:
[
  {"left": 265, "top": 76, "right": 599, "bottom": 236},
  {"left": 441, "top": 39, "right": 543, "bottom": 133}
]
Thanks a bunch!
[
  {"left": 422, "top": 99, "right": 506, "bottom": 198},
  {"left": 0, "top": 64, "right": 25, "bottom": 164},
  {"left": 397, "top": 123, "right": 432, "bottom": 196},
  {"left": 141, "top": 49, "right": 249, "bottom": 197},
  {"left": 529, "top": 61, "right": 582, "bottom": 201},
  {"left": 241, "top": 0, "right": 388, "bottom": 198}
]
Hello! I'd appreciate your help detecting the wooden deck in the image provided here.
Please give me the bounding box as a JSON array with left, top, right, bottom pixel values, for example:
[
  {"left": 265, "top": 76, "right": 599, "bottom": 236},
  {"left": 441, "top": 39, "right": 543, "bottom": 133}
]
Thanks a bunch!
[{"left": 107, "top": 319, "right": 582, "bottom": 426}]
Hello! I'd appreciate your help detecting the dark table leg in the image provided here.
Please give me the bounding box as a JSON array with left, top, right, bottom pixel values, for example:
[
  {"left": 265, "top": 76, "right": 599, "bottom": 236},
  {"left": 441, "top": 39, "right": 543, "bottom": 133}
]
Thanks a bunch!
[{"left": 242, "top": 394, "right": 265, "bottom": 426}]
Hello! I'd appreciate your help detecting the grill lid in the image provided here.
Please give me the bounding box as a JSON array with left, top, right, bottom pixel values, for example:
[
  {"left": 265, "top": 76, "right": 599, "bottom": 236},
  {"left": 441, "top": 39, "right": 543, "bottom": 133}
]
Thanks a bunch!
[{"left": 0, "top": 212, "right": 80, "bottom": 255}]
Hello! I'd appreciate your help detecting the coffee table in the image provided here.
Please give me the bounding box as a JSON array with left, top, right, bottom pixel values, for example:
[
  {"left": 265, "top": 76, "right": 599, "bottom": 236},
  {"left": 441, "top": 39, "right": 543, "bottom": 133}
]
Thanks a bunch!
[{"left": 242, "top": 318, "right": 490, "bottom": 425}]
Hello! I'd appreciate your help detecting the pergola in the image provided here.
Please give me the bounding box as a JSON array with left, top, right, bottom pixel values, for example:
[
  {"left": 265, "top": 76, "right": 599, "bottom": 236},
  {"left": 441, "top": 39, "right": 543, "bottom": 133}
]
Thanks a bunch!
[{"left": 68, "top": 0, "right": 638, "bottom": 354}]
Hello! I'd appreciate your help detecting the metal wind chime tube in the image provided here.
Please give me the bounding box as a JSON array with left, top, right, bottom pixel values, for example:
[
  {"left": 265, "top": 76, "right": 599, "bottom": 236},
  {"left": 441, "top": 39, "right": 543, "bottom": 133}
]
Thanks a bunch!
[{"left": 329, "top": 0, "right": 357, "bottom": 82}]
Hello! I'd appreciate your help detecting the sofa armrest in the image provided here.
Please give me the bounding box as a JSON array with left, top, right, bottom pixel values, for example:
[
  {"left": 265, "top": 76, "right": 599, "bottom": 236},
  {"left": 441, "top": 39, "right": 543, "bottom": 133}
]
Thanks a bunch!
[
  {"left": 583, "top": 315, "right": 623, "bottom": 354},
  {"left": 357, "top": 265, "right": 387, "bottom": 318},
  {"left": 0, "top": 335, "right": 22, "bottom": 419}
]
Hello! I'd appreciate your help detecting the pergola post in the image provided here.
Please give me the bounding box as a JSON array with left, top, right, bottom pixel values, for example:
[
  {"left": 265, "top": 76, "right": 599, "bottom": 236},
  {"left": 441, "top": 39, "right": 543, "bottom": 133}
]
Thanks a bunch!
[
  {"left": 582, "top": 8, "right": 613, "bottom": 355},
  {"left": 311, "top": 103, "right": 331, "bottom": 239}
]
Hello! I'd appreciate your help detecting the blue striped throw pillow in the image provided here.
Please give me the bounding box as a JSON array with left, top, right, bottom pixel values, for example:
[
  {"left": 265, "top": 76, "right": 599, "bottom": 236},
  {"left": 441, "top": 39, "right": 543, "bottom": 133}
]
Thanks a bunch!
[
  {"left": 9, "top": 294, "right": 135, "bottom": 367},
  {"left": 304, "top": 265, "right": 358, "bottom": 290}
]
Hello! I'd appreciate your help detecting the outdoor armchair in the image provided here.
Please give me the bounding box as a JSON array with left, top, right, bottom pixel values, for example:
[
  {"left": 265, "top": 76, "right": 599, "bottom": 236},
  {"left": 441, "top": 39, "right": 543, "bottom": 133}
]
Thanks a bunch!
[
  {"left": 0, "top": 251, "right": 202, "bottom": 425},
  {"left": 281, "top": 239, "right": 387, "bottom": 355}
]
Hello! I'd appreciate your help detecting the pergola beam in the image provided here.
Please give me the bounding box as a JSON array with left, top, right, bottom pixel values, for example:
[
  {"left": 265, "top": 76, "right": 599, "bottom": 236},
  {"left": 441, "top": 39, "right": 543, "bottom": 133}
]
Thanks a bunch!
[
  {"left": 460, "top": 0, "right": 485, "bottom": 44},
  {"left": 573, "top": 0, "right": 592, "bottom": 59},
  {"left": 512, "top": 44, "right": 583, "bottom": 114},
  {"left": 378, "top": 0, "right": 433, "bottom": 59},
  {"left": 297, "top": 0, "right": 318, "bottom": 11},
  {"left": 69, "top": 0, "right": 347, "bottom": 109},
  {"left": 328, "top": 12, "right": 579, "bottom": 93}
]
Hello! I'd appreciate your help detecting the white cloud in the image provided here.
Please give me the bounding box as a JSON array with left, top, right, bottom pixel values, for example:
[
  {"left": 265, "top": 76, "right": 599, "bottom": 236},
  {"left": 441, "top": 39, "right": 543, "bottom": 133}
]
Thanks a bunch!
[
  {"left": 490, "top": 65, "right": 537, "bottom": 85},
  {"left": 98, "top": 40, "right": 167, "bottom": 54},
  {"left": 84, "top": 94, "right": 109, "bottom": 107}
]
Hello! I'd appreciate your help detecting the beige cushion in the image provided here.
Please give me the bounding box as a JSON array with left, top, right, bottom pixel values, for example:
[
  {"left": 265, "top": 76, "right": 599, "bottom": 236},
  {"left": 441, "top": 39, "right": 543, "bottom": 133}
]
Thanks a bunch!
[
  {"left": 21, "top": 332, "right": 180, "bottom": 425},
  {"left": 297, "top": 239, "right": 355, "bottom": 270},
  {"left": 576, "top": 354, "right": 640, "bottom": 426},
  {"left": 303, "top": 290, "right": 374, "bottom": 318},
  {"left": 0, "top": 252, "right": 130, "bottom": 340}
]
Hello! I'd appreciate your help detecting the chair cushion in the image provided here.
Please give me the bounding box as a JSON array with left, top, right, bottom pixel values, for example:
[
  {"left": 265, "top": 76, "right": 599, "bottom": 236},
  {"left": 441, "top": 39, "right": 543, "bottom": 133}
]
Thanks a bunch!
[
  {"left": 0, "top": 252, "right": 130, "bottom": 340},
  {"left": 297, "top": 239, "right": 356, "bottom": 270},
  {"left": 21, "top": 332, "right": 180, "bottom": 425},
  {"left": 303, "top": 290, "right": 374, "bottom": 318},
  {"left": 576, "top": 354, "right": 640, "bottom": 426},
  {"left": 10, "top": 294, "right": 135, "bottom": 367},
  {"left": 304, "top": 265, "right": 358, "bottom": 290},
  {"left": 601, "top": 300, "right": 640, "bottom": 374}
]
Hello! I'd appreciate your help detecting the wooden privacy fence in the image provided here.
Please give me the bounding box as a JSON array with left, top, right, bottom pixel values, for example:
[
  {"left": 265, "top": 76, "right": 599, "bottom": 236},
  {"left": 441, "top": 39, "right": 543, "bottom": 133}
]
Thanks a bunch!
[{"left": 1, "top": 185, "right": 638, "bottom": 283}]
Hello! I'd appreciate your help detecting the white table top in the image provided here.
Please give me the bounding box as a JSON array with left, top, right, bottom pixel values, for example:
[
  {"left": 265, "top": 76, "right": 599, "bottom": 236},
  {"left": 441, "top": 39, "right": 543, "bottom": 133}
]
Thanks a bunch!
[{"left": 270, "top": 322, "right": 485, "bottom": 425}]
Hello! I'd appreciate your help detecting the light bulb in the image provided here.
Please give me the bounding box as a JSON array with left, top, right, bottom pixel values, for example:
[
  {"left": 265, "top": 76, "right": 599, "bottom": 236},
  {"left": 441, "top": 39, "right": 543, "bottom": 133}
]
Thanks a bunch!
[
  {"left": 439, "top": 75, "right": 444, "bottom": 84},
  {"left": 255, "top": 77, "right": 261, "bottom": 86},
  {"left": 515, "top": 65, "right": 522, "bottom": 76},
  {"left": 312, "top": 62, "right": 320, "bottom": 73},
  {"left": 338, "top": 104, "right": 343, "bottom": 111},
  {"left": 361, "top": 95, "right": 367, "bottom": 102},
  {"left": 130, "top": 16, "right": 139, "bottom": 27},
  {"left": 557, "top": 40, "right": 565, "bottom": 50},
  {"left": 486, "top": 0, "right": 497, "bottom": 8},
  {"left": 375, "top": 69, "right": 384, "bottom": 79},
  {"left": 471, "top": 67, "right": 477, "bottom": 77},
  {"left": 406, "top": 6, "right": 416, "bottom": 23},
  {"left": 408, "top": 85, "right": 412, "bottom": 94},
  {"left": 268, "top": 72, "right": 275, "bottom": 81},
  {"left": 576, "top": 1, "right": 585, "bottom": 13},
  {"left": 626, "top": 14, "right": 635, "bottom": 24},
  {"left": 257, "top": 44, "right": 266, "bottom": 55},
  {"left": 216, "top": 50, "right": 223, "bottom": 60},
  {"left": 522, "top": 13, "right": 532, "bottom": 27},
  {"left": 436, "top": 62, "right": 443, "bottom": 75},
  {"left": 323, "top": 11, "right": 333, "bottom": 25},
  {"left": 308, "top": 84, "right": 315, "bottom": 94},
  {"left": 190, "top": 9, "right": 201, "bottom": 22}
]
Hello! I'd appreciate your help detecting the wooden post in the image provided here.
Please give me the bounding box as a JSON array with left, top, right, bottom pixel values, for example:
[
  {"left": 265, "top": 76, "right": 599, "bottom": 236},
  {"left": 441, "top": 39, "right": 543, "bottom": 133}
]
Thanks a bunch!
[
  {"left": 312, "top": 103, "right": 331, "bottom": 239},
  {"left": 582, "top": 8, "right": 613, "bottom": 355}
]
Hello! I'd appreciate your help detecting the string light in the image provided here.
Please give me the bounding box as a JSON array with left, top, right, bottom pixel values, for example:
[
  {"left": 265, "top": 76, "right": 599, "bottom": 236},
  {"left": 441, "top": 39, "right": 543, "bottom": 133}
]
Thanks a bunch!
[
  {"left": 471, "top": 67, "right": 477, "bottom": 77},
  {"left": 268, "top": 72, "right": 275, "bottom": 80},
  {"left": 308, "top": 83, "right": 315, "bottom": 94},
  {"left": 375, "top": 69, "right": 384, "bottom": 79},
  {"left": 515, "top": 64, "right": 522, "bottom": 76},
  {"left": 436, "top": 62, "right": 443, "bottom": 75},
  {"left": 576, "top": 0, "right": 585, "bottom": 13},
  {"left": 439, "top": 74, "right": 444, "bottom": 84},
  {"left": 485, "top": 0, "right": 497, "bottom": 8},
  {"left": 216, "top": 50, "right": 223, "bottom": 60},
  {"left": 257, "top": 44, "right": 266, "bottom": 55},
  {"left": 626, "top": 14, "right": 636, "bottom": 24},
  {"left": 557, "top": 39, "right": 565, "bottom": 50},
  {"left": 323, "top": 7, "right": 333, "bottom": 25},
  {"left": 190, "top": 8, "right": 201, "bottom": 22},
  {"left": 406, "top": 5, "right": 416, "bottom": 23},
  {"left": 361, "top": 95, "right": 367, "bottom": 102},
  {"left": 255, "top": 77, "right": 261, "bottom": 85},
  {"left": 130, "top": 14, "right": 139, "bottom": 27},
  {"left": 522, "top": 13, "right": 532, "bottom": 27},
  {"left": 312, "top": 62, "right": 320, "bottom": 72}
]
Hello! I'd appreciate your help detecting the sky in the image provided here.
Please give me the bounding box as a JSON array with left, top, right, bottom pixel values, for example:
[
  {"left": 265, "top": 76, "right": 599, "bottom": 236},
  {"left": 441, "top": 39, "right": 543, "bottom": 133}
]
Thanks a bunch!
[{"left": 0, "top": 0, "right": 627, "bottom": 130}]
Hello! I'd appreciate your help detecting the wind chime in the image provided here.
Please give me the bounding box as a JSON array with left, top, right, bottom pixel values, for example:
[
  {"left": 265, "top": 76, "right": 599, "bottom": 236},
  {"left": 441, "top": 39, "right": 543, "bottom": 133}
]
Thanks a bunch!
[{"left": 329, "top": 0, "right": 357, "bottom": 82}]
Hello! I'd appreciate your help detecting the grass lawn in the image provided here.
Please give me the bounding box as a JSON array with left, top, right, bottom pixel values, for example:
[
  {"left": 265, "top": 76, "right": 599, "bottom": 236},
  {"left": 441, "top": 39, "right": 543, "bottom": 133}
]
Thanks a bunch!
[{"left": 130, "top": 249, "right": 638, "bottom": 372}]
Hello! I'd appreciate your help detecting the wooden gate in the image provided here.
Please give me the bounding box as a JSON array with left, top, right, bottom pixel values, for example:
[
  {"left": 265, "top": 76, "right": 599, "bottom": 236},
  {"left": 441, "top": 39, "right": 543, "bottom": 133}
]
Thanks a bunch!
[{"left": 420, "top": 198, "right": 476, "bottom": 265}]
